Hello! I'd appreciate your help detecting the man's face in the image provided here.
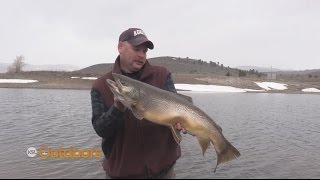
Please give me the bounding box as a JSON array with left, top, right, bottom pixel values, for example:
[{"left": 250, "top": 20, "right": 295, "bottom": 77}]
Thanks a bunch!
[{"left": 118, "top": 41, "right": 148, "bottom": 73}]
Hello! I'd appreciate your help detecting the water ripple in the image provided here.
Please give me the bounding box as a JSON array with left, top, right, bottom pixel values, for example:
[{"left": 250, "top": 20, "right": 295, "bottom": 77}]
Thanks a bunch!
[{"left": 1, "top": 89, "right": 320, "bottom": 178}]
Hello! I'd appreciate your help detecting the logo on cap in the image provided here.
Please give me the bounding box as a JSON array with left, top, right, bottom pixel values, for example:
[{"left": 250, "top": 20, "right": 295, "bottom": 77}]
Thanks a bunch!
[{"left": 133, "top": 29, "right": 146, "bottom": 37}]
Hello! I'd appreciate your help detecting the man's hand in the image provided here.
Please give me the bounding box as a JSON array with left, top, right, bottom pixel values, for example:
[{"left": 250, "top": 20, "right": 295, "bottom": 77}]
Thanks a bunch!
[
  {"left": 175, "top": 123, "right": 187, "bottom": 134},
  {"left": 114, "top": 97, "right": 126, "bottom": 112}
]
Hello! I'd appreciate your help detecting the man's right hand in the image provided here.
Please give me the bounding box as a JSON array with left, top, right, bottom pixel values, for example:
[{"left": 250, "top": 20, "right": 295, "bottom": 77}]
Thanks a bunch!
[
  {"left": 114, "top": 97, "right": 126, "bottom": 112},
  {"left": 175, "top": 123, "right": 187, "bottom": 134}
]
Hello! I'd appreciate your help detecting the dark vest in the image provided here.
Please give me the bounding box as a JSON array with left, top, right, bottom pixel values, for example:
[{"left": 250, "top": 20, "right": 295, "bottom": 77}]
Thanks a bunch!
[{"left": 92, "top": 56, "right": 181, "bottom": 178}]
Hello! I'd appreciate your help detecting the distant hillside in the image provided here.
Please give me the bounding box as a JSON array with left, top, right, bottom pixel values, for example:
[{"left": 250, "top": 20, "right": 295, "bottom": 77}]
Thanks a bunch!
[
  {"left": 74, "top": 63, "right": 113, "bottom": 75},
  {"left": 236, "top": 66, "right": 292, "bottom": 73},
  {"left": 74, "top": 56, "right": 320, "bottom": 81},
  {"left": 75, "top": 56, "right": 258, "bottom": 77},
  {"left": 236, "top": 66, "right": 320, "bottom": 79},
  {"left": 0, "top": 62, "right": 79, "bottom": 73},
  {"left": 147, "top": 56, "right": 238, "bottom": 75},
  {"left": 23, "top": 64, "right": 80, "bottom": 71},
  {"left": 273, "top": 69, "right": 320, "bottom": 82}
]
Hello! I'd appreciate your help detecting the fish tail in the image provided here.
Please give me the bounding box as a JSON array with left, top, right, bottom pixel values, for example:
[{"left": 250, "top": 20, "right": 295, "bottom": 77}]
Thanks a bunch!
[{"left": 214, "top": 140, "right": 240, "bottom": 173}]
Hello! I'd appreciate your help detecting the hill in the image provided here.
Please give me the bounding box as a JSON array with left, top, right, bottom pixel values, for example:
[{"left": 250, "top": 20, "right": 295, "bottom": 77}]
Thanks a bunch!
[
  {"left": 75, "top": 63, "right": 113, "bottom": 75},
  {"left": 1, "top": 56, "right": 320, "bottom": 93},
  {"left": 148, "top": 56, "right": 237, "bottom": 75},
  {"left": 75, "top": 56, "right": 262, "bottom": 78},
  {"left": 236, "top": 66, "right": 293, "bottom": 73}
]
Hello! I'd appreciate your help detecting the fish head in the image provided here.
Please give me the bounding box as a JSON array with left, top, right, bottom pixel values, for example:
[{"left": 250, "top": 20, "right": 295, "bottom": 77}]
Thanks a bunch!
[{"left": 106, "top": 73, "right": 140, "bottom": 109}]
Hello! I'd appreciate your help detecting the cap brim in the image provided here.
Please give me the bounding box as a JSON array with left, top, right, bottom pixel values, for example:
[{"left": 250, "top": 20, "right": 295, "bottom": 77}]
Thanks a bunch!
[{"left": 128, "top": 37, "right": 154, "bottom": 49}]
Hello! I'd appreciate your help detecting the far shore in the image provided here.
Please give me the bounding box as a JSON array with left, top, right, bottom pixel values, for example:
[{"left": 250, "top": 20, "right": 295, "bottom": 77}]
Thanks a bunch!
[{"left": 1, "top": 72, "right": 320, "bottom": 94}]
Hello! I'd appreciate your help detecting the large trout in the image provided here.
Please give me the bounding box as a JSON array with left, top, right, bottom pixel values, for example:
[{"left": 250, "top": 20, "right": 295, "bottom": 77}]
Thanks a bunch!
[{"left": 106, "top": 73, "right": 240, "bottom": 172}]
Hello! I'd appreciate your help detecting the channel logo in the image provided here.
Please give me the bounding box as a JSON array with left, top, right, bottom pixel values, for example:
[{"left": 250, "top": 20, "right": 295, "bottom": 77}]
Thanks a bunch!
[
  {"left": 26, "top": 146, "right": 102, "bottom": 159},
  {"left": 27, "top": 147, "right": 37, "bottom": 158}
]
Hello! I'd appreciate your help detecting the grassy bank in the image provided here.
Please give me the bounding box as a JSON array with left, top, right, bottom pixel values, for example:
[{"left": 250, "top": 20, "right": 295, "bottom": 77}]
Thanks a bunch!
[{"left": 0, "top": 71, "right": 320, "bottom": 94}]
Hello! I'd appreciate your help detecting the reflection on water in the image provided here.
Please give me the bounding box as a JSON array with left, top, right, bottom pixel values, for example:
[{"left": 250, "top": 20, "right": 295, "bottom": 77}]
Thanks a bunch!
[{"left": 0, "top": 89, "right": 319, "bottom": 178}]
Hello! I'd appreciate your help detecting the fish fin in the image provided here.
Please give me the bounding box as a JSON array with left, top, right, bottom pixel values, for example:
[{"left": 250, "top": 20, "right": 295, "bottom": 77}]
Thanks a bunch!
[
  {"left": 216, "top": 124, "right": 223, "bottom": 132},
  {"left": 170, "top": 125, "right": 182, "bottom": 144},
  {"left": 177, "top": 93, "right": 193, "bottom": 104},
  {"left": 197, "top": 137, "right": 211, "bottom": 156},
  {"left": 213, "top": 140, "right": 240, "bottom": 173},
  {"left": 131, "top": 106, "right": 144, "bottom": 120}
]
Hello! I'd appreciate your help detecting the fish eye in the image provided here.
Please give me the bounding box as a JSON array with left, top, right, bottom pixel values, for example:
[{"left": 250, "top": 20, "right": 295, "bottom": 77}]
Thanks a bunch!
[{"left": 120, "top": 80, "right": 127, "bottom": 85}]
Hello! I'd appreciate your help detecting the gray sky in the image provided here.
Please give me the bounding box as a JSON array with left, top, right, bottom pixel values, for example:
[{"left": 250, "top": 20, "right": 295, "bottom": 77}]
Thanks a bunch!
[{"left": 1, "top": 0, "right": 319, "bottom": 70}]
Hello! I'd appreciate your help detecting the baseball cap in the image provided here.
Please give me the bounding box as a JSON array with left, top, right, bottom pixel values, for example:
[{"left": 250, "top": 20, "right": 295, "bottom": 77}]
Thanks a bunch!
[{"left": 119, "top": 28, "right": 154, "bottom": 49}]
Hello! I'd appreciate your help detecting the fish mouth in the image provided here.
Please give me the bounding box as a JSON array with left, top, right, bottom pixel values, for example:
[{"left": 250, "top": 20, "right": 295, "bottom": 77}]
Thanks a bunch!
[
  {"left": 106, "top": 79, "right": 121, "bottom": 95},
  {"left": 112, "top": 74, "right": 123, "bottom": 86},
  {"left": 112, "top": 73, "right": 128, "bottom": 91},
  {"left": 115, "top": 78, "right": 124, "bottom": 90}
]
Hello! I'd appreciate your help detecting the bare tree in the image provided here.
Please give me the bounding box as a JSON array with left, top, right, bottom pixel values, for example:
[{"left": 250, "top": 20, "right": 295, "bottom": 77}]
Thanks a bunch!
[{"left": 7, "top": 55, "right": 26, "bottom": 73}]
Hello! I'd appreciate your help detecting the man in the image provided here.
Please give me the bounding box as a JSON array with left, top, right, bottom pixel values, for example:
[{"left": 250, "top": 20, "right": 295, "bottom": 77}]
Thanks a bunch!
[{"left": 91, "top": 28, "right": 184, "bottom": 178}]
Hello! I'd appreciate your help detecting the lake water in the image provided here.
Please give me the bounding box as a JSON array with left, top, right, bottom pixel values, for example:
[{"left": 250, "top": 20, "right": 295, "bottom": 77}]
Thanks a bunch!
[{"left": 0, "top": 88, "right": 319, "bottom": 179}]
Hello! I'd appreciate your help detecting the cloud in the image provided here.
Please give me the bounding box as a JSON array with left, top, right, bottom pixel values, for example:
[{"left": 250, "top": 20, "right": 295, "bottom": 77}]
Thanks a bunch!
[{"left": 1, "top": 0, "right": 320, "bottom": 70}]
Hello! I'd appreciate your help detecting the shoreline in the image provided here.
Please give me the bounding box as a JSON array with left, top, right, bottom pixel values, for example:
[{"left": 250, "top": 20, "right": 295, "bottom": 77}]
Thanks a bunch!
[
  {"left": 1, "top": 72, "right": 320, "bottom": 94},
  {"left": 1, "top": 83, "right": 319, "bottom": 96},
  {"left": 1, "top": 86, "right": 319, "bottom": 95}
]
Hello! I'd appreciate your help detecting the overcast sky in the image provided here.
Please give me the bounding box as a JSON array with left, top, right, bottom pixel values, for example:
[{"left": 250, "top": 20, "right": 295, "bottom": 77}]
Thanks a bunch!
[{"left": 1, "top": 0, "right": 319, "bottom": 70}]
